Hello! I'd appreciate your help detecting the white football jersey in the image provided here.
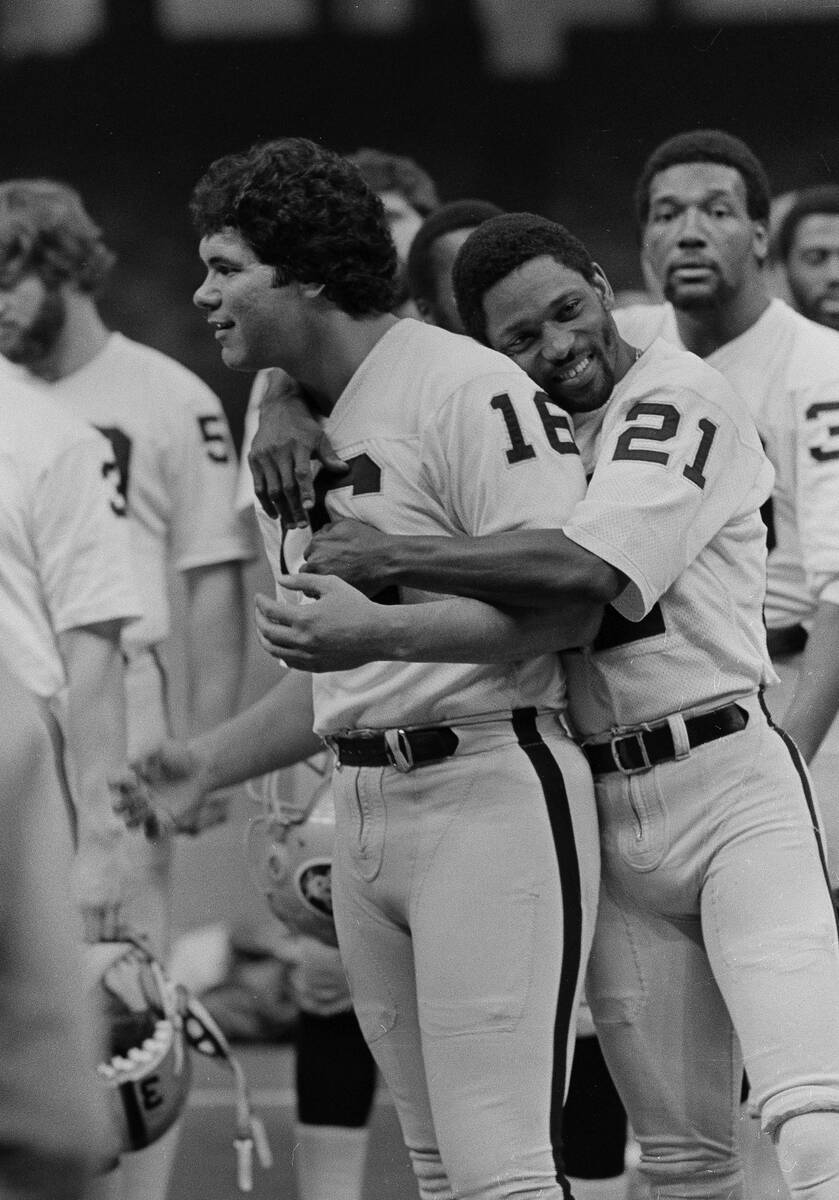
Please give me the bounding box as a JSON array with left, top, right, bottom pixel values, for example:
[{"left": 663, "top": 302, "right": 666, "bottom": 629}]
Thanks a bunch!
[
  {"left": 8, "top": 334, "right": 254, "bottom": 653},
  {"left": 270, "top": 318, "right": 588, "bottom": 735},
  {"left": 0, "top": 380, "right": 140, "bottom": 698},
  {"left": 616, "top": 298, "right": 839, "bottom": 630},
  {"left": 562, "top": 338, "right": 776, "bottom": 738}
]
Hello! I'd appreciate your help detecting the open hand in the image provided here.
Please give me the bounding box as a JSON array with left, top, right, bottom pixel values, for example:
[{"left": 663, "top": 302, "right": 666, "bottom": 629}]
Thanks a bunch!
[
  {"left": 110, "top": 742, "right": 229, "bottom": 839},
  {"left": 254, "top": 575, "right": 387, "bottom": 671}
]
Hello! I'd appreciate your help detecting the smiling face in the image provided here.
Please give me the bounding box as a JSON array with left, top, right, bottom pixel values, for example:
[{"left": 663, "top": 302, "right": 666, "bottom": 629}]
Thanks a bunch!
[
  {"left": 785, "top": 213, "right": 839, "bottom": 331},
  {"left": 482, "top": 254, "right": 627, "bottom": 413},
  {"left": 642, "top": 162, "right": 767, "bottom": 311},
  {"left": 193, "top": 227, "right": 312, "bottom": 373}
]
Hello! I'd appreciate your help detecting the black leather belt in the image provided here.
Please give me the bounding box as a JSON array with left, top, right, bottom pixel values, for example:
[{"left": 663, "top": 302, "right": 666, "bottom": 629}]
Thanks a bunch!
[
  {"left": 327, "top": 726, "right": 460, "bottom": 771},
  {"left": 766, "top": 623, "right": 808, "bottom": 658},
  {"left": 583, "top": 703, "right": 748, "bottom": 776}
]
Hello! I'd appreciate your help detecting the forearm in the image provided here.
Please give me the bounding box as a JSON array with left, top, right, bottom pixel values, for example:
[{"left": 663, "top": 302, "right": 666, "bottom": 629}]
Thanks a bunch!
[
  {"left": 184, "top": 563, "right": 247, "bottom": 731},
  {"left": 59, "top": 623, "right": 127, "bottom": 845},
  {"left": 191, "top": 669, "right": 321, "bottom": 791},
  {"left": 781, "top": 599, "right": 839, "bottom": 762},
  {"left": 368, "top": 595, "right": 603, "bottom": 663},
  {"left": 378, "top": 529, "right": 621, "bottom": 608}
]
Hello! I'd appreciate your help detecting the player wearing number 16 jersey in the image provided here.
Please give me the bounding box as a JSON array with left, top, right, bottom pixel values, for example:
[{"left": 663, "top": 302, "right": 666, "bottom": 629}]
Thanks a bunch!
[{"left": 189, "top": 136, "right": 607, "bottom": 1200}]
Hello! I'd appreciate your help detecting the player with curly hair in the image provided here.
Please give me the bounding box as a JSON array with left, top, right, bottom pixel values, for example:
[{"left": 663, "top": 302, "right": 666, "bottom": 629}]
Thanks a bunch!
[{"left": 125, "top": 135, "right": 607, "bottom": 1200}]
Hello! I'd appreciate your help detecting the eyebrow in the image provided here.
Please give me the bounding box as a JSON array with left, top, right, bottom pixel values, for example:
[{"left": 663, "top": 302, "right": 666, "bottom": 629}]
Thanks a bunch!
[
  {"left": 651, "top": 187, "right": 738, "bottom": 206},
  {"left": 497, "top": 290, "right": 582, "bottom": 337}
]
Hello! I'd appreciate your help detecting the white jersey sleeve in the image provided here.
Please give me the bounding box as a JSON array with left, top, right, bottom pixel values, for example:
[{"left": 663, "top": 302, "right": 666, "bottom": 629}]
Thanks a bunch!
[
  {"left": 165, "top": 383, "right": 254, "bottom": 571},
  {"left": 420, "top": 371, "right": 586, "bottom": 536},
  {"left": 796, "top": 384, "right": 839, "bottom": 610},
  {"left": 563, "top": 342, "right": 773, "bottom": 621}
]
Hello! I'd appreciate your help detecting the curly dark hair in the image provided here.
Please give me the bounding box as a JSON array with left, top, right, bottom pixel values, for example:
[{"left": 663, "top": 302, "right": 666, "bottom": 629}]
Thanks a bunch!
[
  {"left": 775, "top": 184, "right": 839, "bottom": 262},
  {"left": 635, "top": 129, "right": 771, "bottom": 228},
  {"left": 0, "top": 179, "right": 115, "bottom": 294},
  {"left": 407, "top": 199, "right": 504, "bottom": 304},
  {"left": 190, "top": 138, "right": 397, "bottom": 317},
  {"left": 347, "top": 148, "right": 440, "bottom": 217},
  {"left": 453, "top": 213, "right": 597, "bottom": 345}
]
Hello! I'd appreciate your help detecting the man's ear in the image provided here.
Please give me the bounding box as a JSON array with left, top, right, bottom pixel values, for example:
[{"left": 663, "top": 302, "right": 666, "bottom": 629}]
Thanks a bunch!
[
  {"left": 300, "top": 281, "right": 326, "bottom": 301},
  {"left": 591, "top": 262, "right": 616, "bottom": 310},
  {"left": 414, "top": 296, "right": 436, "bottom": 325}
]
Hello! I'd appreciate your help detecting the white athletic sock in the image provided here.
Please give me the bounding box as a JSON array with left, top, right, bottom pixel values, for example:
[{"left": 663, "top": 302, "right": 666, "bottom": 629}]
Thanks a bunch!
[
  {"left": 293, "top": 1122, "right": 370, "bottom": 1200},
  {"left": 567, "top": 1173, "right": 631, "bottom": 1200}
]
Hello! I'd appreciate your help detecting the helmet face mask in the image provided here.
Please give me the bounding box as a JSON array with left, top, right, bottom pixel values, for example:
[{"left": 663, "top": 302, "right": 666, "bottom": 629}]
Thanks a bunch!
[
  {"left": 90, "top": 940, "right": 192, "bottom": 1154},
  {"left": 245, "top": 775, "right": 338, "bottom": 947}
]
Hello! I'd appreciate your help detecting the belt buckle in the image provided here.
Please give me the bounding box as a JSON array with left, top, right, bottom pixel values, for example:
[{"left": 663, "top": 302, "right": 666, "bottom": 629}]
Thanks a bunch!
[
  {"left": 384, "top": 728, "right": 414, "bottom": 773},
  {"left": 610, "top": 729, "right": 652, "bottom": 776},
  {"left": 321, "top": 734, "right": 342, "bottom": 770}
]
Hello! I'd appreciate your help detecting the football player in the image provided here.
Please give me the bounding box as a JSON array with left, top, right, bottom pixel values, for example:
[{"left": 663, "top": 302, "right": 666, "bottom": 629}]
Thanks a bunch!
[
  {"left": 228, "top": 144, "right": 441, "bottom": 1200},
  {"left": 122, "top": 136, "right": 607, "bottom": 1200},
  {"left": 614, "top": 134, "right": 839, "bottom": 895},
  {"left": 406, "top": 198, "right": 504, "bottom": 332},
  {"left": 0, "top": 371, "right": 139, "bottom": 939},
  {"left": 0, "top": 179, "right": 253, "bottom": 1200},
  {"left": 775, "top": 183, "right": 839, "bottom": 331}
]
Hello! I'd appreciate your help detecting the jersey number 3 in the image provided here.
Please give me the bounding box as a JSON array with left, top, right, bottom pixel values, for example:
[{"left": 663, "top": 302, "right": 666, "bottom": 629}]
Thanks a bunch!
[{"left": 612, "top": 402, "right": 717, "bottom": 490}]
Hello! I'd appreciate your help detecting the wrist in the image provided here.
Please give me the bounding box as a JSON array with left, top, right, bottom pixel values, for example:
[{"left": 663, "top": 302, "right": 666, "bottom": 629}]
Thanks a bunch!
[
  {"left": 186, "top": 734, "right": 219, "bottom": 793},
  {"left": 379, "top": 605, "right": 415, "bottom": 662}
]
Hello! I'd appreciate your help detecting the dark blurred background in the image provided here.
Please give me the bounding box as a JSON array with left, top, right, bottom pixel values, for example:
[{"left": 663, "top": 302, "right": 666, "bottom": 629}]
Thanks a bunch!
[{"left": 3, "top": 0, "right": 838, "bottom": 442}]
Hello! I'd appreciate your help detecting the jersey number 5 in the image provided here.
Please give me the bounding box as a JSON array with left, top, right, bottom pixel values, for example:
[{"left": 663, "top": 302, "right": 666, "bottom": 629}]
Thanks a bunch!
[{"left": 612, "top": 402, "right": 717, "bottom": 490}]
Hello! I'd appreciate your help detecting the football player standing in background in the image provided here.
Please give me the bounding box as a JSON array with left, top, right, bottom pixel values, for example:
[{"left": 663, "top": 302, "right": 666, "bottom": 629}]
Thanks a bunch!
[
  {"left": 0, "top": 369, "right": 139, "bottom": 939},
  {"left": 615, "top": 131, "right": 839, "bottom": 892},
  {"left": 775, "top": 184, "right": 839, "bottom": 332},
  {"left": 0, "top": 179, "right": 252, "bottom": 1200}
]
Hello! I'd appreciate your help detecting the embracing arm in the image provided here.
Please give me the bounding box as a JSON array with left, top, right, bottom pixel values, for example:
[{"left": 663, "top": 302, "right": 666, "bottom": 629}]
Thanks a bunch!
[
  {"left": 304, "top": 520, "right": 624, "bottom": 610},
  {"left": 253, "top": 571, "right": 620, "bottom": 673},
  {"left": 247, "top": 371, "right": 344, "bottom": 523}
]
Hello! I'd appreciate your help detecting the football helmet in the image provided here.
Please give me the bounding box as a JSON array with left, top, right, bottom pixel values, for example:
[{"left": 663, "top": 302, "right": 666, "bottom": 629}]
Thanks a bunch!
[
  {"left": 245, "top": 772, "right": 337, "bottom": 947},
  {"left": 90, "top": 938, "right": 192, "bottom": 1154},
  {"left": 90, "top": 935, "right": 271, "bottom": 1189}
]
